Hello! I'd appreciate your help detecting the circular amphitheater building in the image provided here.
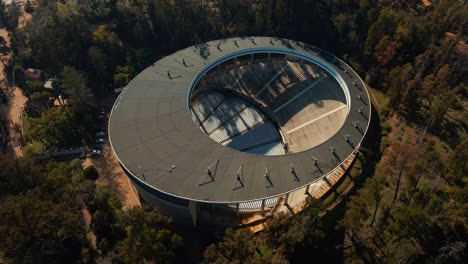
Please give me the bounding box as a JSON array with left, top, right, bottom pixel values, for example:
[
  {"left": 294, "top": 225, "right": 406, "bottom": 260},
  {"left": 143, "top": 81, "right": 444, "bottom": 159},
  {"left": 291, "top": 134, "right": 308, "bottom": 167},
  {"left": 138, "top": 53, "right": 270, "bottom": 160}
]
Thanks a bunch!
[{"left": 109, "top": 37, "right": 371, "bottom": 228}]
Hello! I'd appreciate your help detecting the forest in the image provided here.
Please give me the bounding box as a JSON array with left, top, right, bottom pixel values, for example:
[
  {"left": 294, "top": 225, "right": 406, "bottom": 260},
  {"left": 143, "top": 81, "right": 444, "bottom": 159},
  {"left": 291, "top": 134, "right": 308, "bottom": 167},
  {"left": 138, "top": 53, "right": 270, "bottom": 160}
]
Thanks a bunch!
[{"left": 0, "top": 0, "right": 466, "bottom": 263}]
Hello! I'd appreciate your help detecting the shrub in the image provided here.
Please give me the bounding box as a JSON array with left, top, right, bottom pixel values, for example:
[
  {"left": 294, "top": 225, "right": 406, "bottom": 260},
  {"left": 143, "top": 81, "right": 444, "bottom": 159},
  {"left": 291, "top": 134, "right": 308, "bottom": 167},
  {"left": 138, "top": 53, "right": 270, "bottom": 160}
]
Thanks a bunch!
[
  {"left": 12, "top": 64, "right": 24, "bottom": 85},
  {"left": 83, "top": 166, "right": 99, "bottom": 180},
  {"left": 380, "top": 136, "right": 390, "bottom": 153},
  {"left": 24, "top": 1, "right": 34, "bottom": 14}
]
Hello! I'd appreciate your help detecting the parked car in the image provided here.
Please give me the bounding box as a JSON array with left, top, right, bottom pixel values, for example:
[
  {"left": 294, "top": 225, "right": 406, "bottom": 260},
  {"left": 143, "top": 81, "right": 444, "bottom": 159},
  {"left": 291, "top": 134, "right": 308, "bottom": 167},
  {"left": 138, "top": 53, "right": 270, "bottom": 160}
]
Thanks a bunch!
[
  {"left": 93, "top": 144, "right": 102, "bottom": 150},
  {"left": 90, "top": 149, "right": 102, "bottom": 155},
  {"left": 96, "top": 138, "right": 105, "bottom": 144}
]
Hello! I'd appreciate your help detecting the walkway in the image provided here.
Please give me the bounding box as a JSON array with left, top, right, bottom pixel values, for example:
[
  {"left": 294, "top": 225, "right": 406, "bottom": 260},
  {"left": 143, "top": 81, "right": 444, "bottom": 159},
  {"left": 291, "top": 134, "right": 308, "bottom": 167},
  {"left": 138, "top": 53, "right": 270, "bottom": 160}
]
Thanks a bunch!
[{"left": 0, "top": 7, "right": 31, "bottom": 157}]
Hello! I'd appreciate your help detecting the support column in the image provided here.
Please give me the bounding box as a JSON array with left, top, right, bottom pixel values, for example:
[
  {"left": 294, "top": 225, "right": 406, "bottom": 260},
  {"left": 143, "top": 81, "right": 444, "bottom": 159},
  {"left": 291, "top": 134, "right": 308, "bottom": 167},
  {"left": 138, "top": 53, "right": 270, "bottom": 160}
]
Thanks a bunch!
[
  {"left": 304, "top": 184, "right": 310, "bottom": 195},
  {"left": 284, "top": 193, "right": 289, "bottom": 206},
  {"left": 236, "top": 203, "right": 240, "bottom": 216},
  {"left": 261, "top": 199, "right": 266, "bottom": 215},
  {"left": 188, "top": 201, "right": 198, "bottom": 227}
]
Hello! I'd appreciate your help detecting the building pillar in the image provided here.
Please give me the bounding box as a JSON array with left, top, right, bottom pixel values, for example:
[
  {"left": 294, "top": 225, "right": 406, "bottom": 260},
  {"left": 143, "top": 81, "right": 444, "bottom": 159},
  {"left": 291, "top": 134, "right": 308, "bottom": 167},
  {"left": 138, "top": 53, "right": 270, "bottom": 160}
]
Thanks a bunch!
[
  {"left": 188, "top": 201, "right": 198, "bottom": 227},
  {"left": 304, "top": 184, "right": 310, "bottom": 195},
  {"left": 236, "top": 203, "right": 240, "bottom": 216},
  {"left": 261, "top": 199, "right": 266, "bottom": 215}
]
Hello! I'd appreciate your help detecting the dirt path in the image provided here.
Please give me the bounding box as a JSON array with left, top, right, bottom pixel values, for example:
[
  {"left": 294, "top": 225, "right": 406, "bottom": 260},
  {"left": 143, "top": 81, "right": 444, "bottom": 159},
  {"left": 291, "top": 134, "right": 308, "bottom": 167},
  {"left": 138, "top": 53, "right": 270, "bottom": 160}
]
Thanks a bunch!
[
  {"left": 0, "top": 5, "right": 32, "bottom": 158},
  {"left": 4, "top": 88, "right": 27, "bottom": 157},
  {"left": 83, "top": 143, "right": 141, "bottom": 209},
  {"left": 81, "top": 208, "right": 98, "bottom": 251}
]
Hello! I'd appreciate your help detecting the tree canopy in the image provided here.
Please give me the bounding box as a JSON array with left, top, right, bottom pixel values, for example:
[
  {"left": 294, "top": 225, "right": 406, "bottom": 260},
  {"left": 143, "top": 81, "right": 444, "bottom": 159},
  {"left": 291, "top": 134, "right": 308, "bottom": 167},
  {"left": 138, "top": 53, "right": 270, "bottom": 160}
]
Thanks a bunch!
[{"left": 24, "top": 106, "right": 79, "bottom": 151}]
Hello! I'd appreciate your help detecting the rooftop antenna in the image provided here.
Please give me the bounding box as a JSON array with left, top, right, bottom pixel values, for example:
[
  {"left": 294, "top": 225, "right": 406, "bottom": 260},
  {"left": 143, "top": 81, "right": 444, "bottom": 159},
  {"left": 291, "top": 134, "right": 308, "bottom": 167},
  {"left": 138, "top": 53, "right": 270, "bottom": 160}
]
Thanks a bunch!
[
  {"left": 166, "top": 69, "right": 172, "bottom": 79},
  {"left": 311, "top": 157, "right": 323, "bottom": 173},
  {"left": 290, "top": 163, "right": 299, "bottom": 181},
  {"left": 207, "top": 159, "right": 219, "bottom": 181},
  {"left": 216, "top": 42, "right": 221, "bottom": 51},
  {"left": 270, "top": 38, "right": 274, "bottom": 45},
  {"left": 182, "top": 59, "right": 187, "bottom": 67},
  {"left": 251, "top": 37, "right": 256, "bottom": 45},
  {"left": 352, "top": 121, "right": 364, "bottom": 134},
  {"left": 354, "top": 79, "right": 362, "bottom": 90},
  {"left": 236, "top": 165, "right": 243, "bottom": 181},
  {"left": 311, "top": 157, "right": 318, "bottom": 166},
  {"left": 233, "top": 40, "right": 239, "bottom": 47},
  {"left": 233, "top": 165, "right": 244, "bottom": 190},
  {"left": 329, "top": 147, "right": 336, "bottom": 155},
  {"left": 207, "top": 167, "right": 213, "bottom": 181},
  {"left": 344, "top": 135, "right": 354, "bottom": 147},
  {"left": 264, "top": 166, "right": 273, "bottom": 187},
  {"left": 168, "top": 165, "right": 176, "bottom": 173}
]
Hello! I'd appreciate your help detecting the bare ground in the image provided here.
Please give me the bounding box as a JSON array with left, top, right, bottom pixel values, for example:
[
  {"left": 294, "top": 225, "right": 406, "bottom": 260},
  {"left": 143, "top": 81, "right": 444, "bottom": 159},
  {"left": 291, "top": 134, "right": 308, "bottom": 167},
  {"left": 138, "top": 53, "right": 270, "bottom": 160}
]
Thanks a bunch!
[
  {"left": 83, "top": 142, "right": 141, "bottom": 208},
  {"left": 0, "top": 6, "right": 31, "bottom": 158}
]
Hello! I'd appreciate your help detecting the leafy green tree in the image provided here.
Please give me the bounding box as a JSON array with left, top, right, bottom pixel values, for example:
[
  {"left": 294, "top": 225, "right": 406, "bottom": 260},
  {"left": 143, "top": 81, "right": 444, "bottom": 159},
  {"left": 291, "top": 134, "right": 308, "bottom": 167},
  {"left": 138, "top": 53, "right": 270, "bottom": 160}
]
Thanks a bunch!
[
  {"left": 24, "top": 4, "right": 92, "bottom": 71},
  {"left": 384, "top": 238, "right": 420, "bottom": 264},
  {"left": 339, "top": 191, "right": 371, "bottom": 241},
  {"left": 0, "top": 155, "right": 45, "bottom": 198},
  {"left": 116, "top": 207, "right": 183, "bottom": 264},
  {"left": 21, "top": 80, "right": 43, "bottom": 97},
  {"left": 11, "top": 64, "right": 24, "bottom": 84},
  {"left": 24, "top": 107, "right": 79, "bottom": 151},
  {"left": 367, "top": 177, "right": 385, "bottom": 227},
  {"left": 0, "top": 1, "right": 21, "bottom": 31},
  {"left": 204, "top": 228, "right": 287, "bottom": 264},
  {"left": 60, "top": 66, "right": 96, "bottom": 113},
  {"left": 27, "top": 91, "right": 52, "bottom": 116},
  {"left": 0, "top": 195, "right": 87, "bottom": 263},
  {"left": 0, "top": 36, "right": 10, "bottom": 64},
  {"left": 113, "top": 65, "right": 134, "bottom": 87},
  {"left": 426, "top": 89, "right": 460, "bottom": 130},
  {"left": 87, "top": 46, "right": 111, "bottom": 93},
  {"left": 446, "top": 136, "right": 468, "bottom": 185},
  {"left": 365, "top": 8, "right": 398, "bottom": 54}
]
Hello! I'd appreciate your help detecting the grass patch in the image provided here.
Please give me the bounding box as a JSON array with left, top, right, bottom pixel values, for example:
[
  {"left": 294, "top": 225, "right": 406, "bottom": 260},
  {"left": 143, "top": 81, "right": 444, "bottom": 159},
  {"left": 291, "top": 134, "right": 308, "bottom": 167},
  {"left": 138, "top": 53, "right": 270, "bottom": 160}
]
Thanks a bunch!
[
  {"left": 321, "top": 153, "right": 366, "bottom": 208},
  {"left": 22, "top": 111, "right": 43, "bottom": 155},
  {"left": 367, "top": 86, "right": 389, "bottom": 109}
]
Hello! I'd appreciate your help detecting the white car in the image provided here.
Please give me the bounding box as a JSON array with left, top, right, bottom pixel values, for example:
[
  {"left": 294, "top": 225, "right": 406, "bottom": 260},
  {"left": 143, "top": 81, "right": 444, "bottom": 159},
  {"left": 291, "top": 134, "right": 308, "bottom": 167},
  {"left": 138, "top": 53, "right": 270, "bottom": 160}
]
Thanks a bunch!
[
  {"left": 90, "top": 149, "right": 102, "bottom": 156},
  {"left": 96, "top": 138, "right": 105, "bottom": 144}
]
